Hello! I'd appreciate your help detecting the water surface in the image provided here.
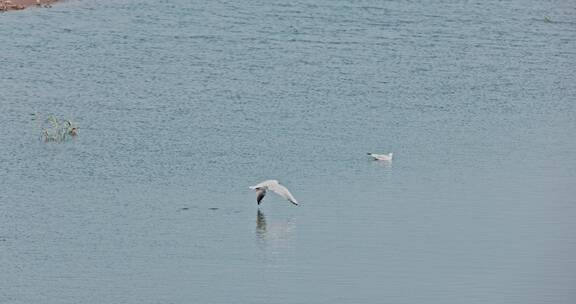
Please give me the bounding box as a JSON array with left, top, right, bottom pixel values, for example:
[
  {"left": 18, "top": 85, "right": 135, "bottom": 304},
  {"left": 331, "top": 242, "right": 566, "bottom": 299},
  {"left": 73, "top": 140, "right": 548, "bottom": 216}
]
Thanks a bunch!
[{"left": 1, "top": 1, "right": 575, "bottom": 303}]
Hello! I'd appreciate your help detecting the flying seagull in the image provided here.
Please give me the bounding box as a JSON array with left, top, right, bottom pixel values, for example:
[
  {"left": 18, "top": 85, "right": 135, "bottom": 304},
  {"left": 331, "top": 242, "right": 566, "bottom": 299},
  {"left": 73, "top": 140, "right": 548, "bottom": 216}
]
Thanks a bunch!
[
  {"left": 367, "top": 152, "right": 393, "bottom": 161},
  {"left": 249, "top": 180, "right": 299, "bottom": 206}
]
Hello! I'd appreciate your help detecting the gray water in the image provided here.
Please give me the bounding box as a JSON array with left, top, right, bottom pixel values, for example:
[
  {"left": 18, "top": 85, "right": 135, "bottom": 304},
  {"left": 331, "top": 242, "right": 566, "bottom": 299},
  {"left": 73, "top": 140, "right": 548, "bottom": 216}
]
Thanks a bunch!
[{"left": 1, "top": 0, "right": 575, "bottom": 303}]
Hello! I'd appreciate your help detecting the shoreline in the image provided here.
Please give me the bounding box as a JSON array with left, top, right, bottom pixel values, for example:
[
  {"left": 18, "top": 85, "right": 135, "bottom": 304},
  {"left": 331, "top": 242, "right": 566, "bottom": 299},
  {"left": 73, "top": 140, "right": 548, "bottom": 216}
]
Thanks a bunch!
[{"left": 0, "top": 0, "right": 58, "bottom": 11}]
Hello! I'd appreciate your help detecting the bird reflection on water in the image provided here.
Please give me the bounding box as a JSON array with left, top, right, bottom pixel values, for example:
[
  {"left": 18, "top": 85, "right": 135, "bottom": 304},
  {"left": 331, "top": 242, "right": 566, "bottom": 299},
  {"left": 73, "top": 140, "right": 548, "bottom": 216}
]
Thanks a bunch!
[
  {"left": 255, "top": 210, "right": 296, "bottom": 253},
  {"left": 256, "top": 209, "right": 267, "bottom": 238},
  {"left": 372, "top": 159, "right": 393, "bottom": 169}
]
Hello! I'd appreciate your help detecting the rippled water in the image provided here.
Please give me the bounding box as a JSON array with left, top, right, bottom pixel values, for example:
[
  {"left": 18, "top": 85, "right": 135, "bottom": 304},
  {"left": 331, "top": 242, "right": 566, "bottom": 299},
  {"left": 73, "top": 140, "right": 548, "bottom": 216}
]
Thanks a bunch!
[{"left": 1, "top": 1, "right": 575, "bottom": 303}]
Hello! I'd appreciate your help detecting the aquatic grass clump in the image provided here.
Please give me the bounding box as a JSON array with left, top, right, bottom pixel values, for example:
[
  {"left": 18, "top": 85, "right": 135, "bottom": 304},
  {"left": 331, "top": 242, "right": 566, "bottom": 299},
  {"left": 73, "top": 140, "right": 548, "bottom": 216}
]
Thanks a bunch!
[{"left": 41, "top": 115, "right": 78, "bottom": 143}]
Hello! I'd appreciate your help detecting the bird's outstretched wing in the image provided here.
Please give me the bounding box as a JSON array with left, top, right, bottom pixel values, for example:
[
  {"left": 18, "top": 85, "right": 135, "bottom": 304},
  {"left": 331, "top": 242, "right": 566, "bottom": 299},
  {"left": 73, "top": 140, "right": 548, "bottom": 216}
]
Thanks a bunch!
[
  {"left": 256, "top": 188, "right": 266, "bottom": 205},
  {"left": 250, "top": 180, "right": 279, "bottom": 190},
  {"left": 268, "top": 183, "right": 299, "bottom": 206}
]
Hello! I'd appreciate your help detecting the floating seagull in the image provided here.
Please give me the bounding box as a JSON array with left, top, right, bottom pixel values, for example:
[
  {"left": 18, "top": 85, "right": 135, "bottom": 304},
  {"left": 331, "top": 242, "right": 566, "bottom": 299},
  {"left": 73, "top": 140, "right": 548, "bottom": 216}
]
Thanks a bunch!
[
  {"left": 367, "top": 152, "right": 393, "bottom": 161},
  {"left": 249, "top": 180, "right": 299, "bottom": 206}
]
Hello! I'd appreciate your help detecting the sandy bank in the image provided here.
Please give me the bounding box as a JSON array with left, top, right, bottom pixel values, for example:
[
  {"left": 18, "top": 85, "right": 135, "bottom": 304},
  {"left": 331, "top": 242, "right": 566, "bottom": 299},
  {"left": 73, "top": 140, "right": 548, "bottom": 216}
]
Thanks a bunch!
[{"left": 0, "top": 0, "right": 57, "bottom": 11}]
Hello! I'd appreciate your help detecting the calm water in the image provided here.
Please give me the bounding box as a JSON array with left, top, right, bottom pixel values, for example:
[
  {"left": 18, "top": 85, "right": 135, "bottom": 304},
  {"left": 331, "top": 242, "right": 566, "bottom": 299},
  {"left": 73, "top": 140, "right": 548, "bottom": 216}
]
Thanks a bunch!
[{"left": 1, "top": 0, "right": 575, "bottom": 303}]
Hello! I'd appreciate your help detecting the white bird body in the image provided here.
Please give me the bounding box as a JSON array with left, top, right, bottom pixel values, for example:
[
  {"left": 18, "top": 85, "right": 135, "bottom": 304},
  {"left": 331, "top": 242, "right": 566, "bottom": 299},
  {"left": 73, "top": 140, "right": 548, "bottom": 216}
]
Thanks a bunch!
[
  {"left": 367, "top": 152, "right": 393, "bottom": 161},
  {"left": 249, "top": 180, "right": 299, "bottom": 206}
]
